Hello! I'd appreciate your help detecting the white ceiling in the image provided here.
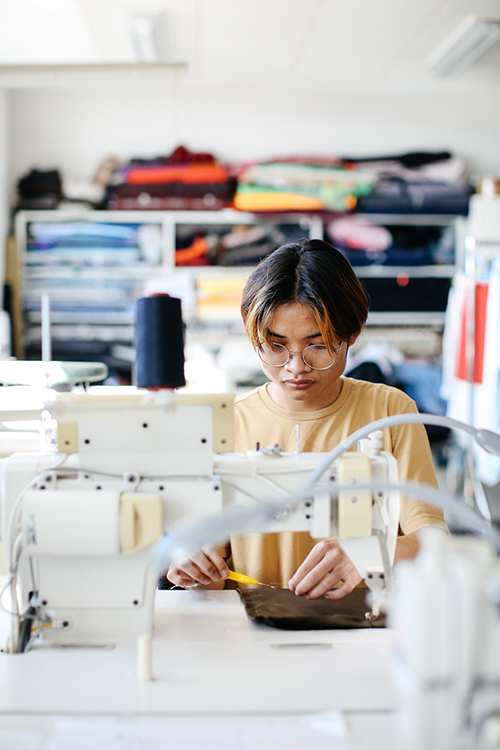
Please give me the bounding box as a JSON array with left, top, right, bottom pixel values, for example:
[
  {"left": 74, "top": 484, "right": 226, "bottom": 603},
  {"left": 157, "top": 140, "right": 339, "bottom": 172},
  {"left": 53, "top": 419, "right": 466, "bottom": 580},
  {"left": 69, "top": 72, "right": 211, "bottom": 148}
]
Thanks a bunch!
[{"left": 0, "top": 0, "right": 499, "bottom": 95}]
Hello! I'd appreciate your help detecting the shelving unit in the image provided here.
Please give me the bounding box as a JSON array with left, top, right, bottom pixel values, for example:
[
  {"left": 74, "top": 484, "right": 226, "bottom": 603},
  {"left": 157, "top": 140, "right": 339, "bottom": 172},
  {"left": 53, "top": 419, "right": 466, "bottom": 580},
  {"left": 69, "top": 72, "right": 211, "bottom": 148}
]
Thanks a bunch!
[
  {"left": 13, "top": 209, "right": 321, "bottom": 374},
  {"left": 348, "top": 212, "right": 462, "bottom": 328},
  {"left": 14, "top": 208, "right": 464, "bottom": 378}
]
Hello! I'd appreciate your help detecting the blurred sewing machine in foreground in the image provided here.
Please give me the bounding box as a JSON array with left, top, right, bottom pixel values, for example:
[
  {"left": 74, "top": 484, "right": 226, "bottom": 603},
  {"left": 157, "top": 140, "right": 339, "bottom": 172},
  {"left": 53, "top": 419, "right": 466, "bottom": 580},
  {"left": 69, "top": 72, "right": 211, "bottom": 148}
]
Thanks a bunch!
[
  {"left": 0, "top": 388, "right": 399, "bottom": 656},
  {"left": 2, "top": 388, "right": 500, "bottom": 750}
]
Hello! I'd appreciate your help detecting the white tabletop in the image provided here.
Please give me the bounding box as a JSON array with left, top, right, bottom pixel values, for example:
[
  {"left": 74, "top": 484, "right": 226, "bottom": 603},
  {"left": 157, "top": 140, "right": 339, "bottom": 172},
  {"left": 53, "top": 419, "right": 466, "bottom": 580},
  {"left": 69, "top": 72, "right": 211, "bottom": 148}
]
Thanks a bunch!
[{"left": 0, "top": 589, "right": 400, "bottom": 749}]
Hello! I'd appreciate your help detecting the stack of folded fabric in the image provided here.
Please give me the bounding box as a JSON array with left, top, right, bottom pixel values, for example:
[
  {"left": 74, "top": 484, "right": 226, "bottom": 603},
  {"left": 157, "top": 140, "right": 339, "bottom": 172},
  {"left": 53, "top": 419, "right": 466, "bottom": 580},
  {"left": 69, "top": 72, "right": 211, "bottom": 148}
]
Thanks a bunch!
[
  {"left": 344, "top": 151, "right": 472, "bottom": 215},
  {"left": 233, "top": 150, "right": 471, "bottom": 216},
  {"left": 26, "top": 221, "right": 144, "bottom": 267},
  {"left": 326, "top": 215, "right": 455, "bottom": 266},
  {"left": 106, "top": 145, "right": 237, "bottom": 210},
  {"left": 16, "top": 169, "right": 63, "bottom": 210},
  {"left": 232, "top": 156, "right": 376, "bottom": 212},
  {"left": 174, "top": 223, "right": 306, "bottom": 268},
  {"left": 195, "top": 276, "right": 249, "bottom": 320}
]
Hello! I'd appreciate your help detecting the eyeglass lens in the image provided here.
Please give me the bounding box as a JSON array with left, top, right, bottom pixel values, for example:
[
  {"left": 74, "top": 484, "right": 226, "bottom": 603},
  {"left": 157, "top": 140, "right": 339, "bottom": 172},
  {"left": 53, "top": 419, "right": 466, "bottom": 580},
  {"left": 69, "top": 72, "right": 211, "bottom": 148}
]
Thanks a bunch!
[{"left": 258, "top": 342, "right": 340, "bottom": 370}]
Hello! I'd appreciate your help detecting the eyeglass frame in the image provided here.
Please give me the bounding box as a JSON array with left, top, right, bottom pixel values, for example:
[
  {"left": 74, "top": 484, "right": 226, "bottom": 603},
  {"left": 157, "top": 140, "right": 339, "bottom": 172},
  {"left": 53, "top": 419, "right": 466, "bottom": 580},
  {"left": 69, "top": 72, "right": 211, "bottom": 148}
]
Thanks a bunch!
[{"left": 257, "top": 340, "right": 343, "bottom": 371}]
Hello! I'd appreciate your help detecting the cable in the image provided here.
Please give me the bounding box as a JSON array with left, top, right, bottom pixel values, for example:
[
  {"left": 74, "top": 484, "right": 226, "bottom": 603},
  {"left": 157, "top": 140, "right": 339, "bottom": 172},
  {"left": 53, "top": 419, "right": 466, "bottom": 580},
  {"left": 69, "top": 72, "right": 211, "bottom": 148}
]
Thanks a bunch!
[
  {"left": 221, "top": 476, "right": 290, "bottom": 502},
  {"left": 56, "top": 465, "right": 124, "bottom": 480},
  {"left": 0, "top": 533, "right": 23, "bottom": 618},
  {"left": 28, "top": 556, "right": 37, "bottom": 601},
  {"left": 0, "top": 531, "right": 45, "bottom": 654},
  {"left": 144, "top": 475, "right": 212, "bottom": 482},
  {"left": 285, "top": 413, "right": 500, "bottom": 517},
  {"left": 0, "top": 532, "right": 24, "bottom": 653},
  {"left": 221, "top": 479, "right": 281, "bottom": 507},
  {"left": 0, "top": 574, "right": 21, "bottom": 619},
  {"left": 16, "top": 606, "right": 36, "bottom": 654},
  {"left": 219, "top": 465, "right": 320, "bottom": 476},
  {"left": 4, "top": 457, "right": 207, "bottom": 563},
  {"left": 50, "top": 465, "right": 211, "bottom": 483},
  {"left": 155, "top": 473, "right": 500, "bottom": 578},
  {"left": 3, "top": 455, "right": 68, "bottom": 652},
  {"left": 329, "top": 479, "right": 500, "bottom": 553},
  {"left": 5, "top": 454, "right": 69, "bottom": 567}
]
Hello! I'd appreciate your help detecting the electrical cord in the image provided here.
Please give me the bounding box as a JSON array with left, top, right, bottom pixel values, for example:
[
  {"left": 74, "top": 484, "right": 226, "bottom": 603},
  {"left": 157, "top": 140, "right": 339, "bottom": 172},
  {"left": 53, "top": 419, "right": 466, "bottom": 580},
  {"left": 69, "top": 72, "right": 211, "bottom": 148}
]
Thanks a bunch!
[
  {"left": 0, "top": 535, "right": 44, "bottom": 653},
  {"left": 221, "top": 478, "right": 290, "bottom": 505},
  {"left": 157, "top": 477, "right": 500, "bottom": 565},
  {"left": 5, "top": 410, "right": 499, "bottom": 648},
  {"left": 44, "top": 465, "right": 211, "bottom": 483},
  {"left": 5, "top": 456, "right": 209, "bottom": 563},
  {"left": 16, "top": 605, "right": 36, "bottom": 654},
  {"left": 334, "top": 479, "right": 500, "bottom": 552},
  {"left": 155, "top": 413, "right": 500, "bottom": 569},
  {"left": 5, "top": 454, "right": 69, "bottom": 567},
  {"left": 0, "top": 533, "right": 23, "bottom": 618},
  {"left": 3, "top": 455, "right": 70, "bottom": 653},
  {"left": 285, "top": 412, "right": 500, "bottom": 519}
]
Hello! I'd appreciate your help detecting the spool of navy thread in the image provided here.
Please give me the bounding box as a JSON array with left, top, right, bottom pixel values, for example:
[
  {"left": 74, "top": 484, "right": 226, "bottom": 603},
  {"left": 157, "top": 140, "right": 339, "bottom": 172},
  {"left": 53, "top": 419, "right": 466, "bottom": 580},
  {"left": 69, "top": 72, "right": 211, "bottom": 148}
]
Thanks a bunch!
[{"left": 135, "top": 295, "right": 186, "bottom": 389}]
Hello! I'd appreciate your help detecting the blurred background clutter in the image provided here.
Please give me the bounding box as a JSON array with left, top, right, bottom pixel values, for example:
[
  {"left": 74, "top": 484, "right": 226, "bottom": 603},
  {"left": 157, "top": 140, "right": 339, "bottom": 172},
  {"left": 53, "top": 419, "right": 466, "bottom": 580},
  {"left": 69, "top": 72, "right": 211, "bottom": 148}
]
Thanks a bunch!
[{"left": 0, "top": 0, "right": 499, "bottom": 509}]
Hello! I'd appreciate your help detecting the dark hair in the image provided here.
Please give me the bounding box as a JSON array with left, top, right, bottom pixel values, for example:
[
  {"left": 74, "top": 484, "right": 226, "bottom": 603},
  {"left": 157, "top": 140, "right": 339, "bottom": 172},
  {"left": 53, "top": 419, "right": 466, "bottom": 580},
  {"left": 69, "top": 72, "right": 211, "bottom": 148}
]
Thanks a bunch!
[{"left": 241, "top": 238, "right": 369, "bottom": 350}]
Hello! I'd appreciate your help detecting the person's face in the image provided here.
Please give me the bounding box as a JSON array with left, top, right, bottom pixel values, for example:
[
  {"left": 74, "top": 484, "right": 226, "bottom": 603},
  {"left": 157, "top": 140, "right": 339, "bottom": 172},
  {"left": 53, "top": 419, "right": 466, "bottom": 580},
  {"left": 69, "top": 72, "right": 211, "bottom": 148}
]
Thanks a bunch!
[{"left": 258, "top": 302, "right": 356, "bottom": 412}]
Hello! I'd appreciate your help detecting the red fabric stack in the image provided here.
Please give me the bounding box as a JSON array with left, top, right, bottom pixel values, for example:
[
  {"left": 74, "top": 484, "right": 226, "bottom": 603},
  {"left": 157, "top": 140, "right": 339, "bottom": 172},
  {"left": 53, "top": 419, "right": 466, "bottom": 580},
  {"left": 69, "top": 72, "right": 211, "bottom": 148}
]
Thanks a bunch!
[{"left": 106, "top": 146, "right": 237, "bottom": 210}]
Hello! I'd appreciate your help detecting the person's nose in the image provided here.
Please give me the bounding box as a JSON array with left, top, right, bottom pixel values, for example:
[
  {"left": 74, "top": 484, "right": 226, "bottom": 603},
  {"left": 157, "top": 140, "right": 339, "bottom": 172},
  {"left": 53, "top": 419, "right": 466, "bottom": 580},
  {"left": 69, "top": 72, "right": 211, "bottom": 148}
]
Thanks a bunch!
[{"left": 284, "top": 350, "right": 311, "bottom": 375}]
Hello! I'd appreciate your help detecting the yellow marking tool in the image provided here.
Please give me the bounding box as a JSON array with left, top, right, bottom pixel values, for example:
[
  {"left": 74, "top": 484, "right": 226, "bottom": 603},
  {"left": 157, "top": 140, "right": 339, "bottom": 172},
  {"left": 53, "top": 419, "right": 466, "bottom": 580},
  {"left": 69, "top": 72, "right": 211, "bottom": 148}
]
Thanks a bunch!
[{"left": 227, "top": 570, "right": 282, "bottom": 588}]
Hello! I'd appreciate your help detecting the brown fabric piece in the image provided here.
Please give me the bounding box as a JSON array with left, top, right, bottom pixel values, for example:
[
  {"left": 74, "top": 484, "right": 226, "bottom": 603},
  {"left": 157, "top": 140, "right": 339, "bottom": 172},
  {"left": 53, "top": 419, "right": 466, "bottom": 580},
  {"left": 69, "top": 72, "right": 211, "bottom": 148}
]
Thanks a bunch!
[{"left": 238, "top": 587, "right": 386, "bottom": 630}]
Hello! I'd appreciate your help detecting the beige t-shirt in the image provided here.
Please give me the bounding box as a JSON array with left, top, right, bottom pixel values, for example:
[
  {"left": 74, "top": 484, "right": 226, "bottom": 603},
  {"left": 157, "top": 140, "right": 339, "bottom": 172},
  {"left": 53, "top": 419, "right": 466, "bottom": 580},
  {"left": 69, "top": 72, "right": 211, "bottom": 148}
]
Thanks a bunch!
[{"left": 227, "top": 377, "right": 447, "bottom": 586}]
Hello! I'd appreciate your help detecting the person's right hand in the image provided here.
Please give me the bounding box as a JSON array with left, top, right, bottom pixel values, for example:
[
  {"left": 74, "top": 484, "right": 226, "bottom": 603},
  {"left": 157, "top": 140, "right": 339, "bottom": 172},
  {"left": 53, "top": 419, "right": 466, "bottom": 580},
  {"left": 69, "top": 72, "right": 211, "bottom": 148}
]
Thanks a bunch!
[{"left": 166, "top": 547, "right": 229, "bottom": 589}]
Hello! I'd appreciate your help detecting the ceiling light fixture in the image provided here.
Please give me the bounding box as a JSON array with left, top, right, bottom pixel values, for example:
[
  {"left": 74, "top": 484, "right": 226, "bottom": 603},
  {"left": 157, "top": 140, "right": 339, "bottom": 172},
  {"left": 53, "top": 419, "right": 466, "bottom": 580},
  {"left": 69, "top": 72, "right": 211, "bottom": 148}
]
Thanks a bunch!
[
  {"left": 127, "top": 13, "right": 162, "bottom": 63},
  {"left": 427, "top": 14, "right": 500, "bottom": 77},
  {"left": 0, "top": 63, "right": 187, "bottom": 88}
]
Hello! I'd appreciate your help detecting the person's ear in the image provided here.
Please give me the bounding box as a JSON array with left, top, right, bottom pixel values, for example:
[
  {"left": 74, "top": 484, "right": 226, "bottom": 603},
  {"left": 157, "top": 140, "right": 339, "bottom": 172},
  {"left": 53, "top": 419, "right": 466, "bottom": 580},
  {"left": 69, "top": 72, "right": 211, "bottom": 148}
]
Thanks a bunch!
[{"left": 347, "top": 334, "right": 358, "bottom": 347}]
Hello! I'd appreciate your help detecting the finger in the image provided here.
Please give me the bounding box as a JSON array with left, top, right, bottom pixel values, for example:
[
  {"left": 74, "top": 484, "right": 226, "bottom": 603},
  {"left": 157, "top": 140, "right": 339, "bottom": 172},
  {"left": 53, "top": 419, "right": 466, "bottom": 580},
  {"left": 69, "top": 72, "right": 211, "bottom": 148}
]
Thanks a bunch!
[
  {"left": 189, "top": 551, "right": 223, "bottom": 581},
  {"left": 293, "top": 546, "right": 358, "bottom": 598},
  {"left": 201, "top": 547, "right": 229, "bottom": 579},
  {"left": 174, "top": 559, "right": 212, "bottom": 585},
  {"left": 289, "top": 540, "right": 342, "bottom": 591},
  {"left": 289, "top": 555, "right": 326, "bottom": 591},
  {"left": 303, "top": 568, "right": 347, "bottom": 600},
  {"left": 305, "top": 560, "right": 362, "bottom": 600},
  {"left": 292, "top": 563, "right": 338, "bottom": 596},
  {"left": 176, "top": 574, "right": 197, "bottom": 588},
  {"left": 166, "top": 567, "right": 197, "bottom": 588},
  {"left": 289, "top": 547, "right": 329, "bottom": 588},
  {"left": 291, "top": 550, "right": 345, "bottom": 596},
  {"left": 324, "top": 577, "right": 359, "bottom": 600}
]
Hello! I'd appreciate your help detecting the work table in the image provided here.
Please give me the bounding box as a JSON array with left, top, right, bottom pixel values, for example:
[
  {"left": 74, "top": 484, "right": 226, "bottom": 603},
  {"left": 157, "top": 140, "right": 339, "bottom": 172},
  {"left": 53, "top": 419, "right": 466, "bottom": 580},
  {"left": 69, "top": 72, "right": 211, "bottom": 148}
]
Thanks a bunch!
[{"left": 0, "top": 589, "right": 400, "bottom": 749}]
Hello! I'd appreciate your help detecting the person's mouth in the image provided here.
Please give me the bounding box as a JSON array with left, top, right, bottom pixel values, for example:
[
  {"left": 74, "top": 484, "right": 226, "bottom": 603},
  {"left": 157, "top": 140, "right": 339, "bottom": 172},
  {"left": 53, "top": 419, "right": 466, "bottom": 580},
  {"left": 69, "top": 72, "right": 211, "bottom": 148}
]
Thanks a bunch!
[{"left": 283, "top": 379, "right": 315, "bottom": 390}]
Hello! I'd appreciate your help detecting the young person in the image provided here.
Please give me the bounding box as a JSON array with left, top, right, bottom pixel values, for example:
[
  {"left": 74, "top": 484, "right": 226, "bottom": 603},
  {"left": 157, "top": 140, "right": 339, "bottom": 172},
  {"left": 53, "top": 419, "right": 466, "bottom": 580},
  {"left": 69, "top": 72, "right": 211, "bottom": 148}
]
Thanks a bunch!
[{"left": 167, "top": 239, "right": 448, "bottom": 599}]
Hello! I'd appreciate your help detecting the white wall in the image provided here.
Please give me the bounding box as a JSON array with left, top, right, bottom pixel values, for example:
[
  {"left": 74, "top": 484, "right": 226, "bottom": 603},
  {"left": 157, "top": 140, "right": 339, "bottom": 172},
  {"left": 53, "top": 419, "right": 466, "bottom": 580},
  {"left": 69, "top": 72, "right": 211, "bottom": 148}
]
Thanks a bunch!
[{"left": 10, "top": 83, "right": 500, "bottom": 184}]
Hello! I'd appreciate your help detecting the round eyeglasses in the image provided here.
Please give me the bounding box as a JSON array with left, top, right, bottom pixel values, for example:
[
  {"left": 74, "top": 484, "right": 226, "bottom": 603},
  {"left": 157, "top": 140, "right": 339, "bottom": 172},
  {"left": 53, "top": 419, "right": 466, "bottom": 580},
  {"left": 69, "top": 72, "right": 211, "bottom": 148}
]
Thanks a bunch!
[{"left": 257, "top": 341, "right": 343, "bottom": 370}]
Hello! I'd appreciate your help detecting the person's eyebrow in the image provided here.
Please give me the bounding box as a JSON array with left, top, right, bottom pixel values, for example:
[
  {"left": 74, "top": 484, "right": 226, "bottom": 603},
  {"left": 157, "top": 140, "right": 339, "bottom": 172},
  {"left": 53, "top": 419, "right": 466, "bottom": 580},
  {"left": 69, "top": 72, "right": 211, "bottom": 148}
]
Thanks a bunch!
[{"left": 267, "top": 330, "right": 323, "bottom": 340}]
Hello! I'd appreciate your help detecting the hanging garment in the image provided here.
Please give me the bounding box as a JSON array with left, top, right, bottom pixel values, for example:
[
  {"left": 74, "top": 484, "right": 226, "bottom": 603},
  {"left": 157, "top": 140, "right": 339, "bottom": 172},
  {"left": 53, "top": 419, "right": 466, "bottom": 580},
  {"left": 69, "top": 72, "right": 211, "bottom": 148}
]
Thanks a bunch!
[
  {"left": 472, "top": 261, "right": 500, "bottom": 486},
  {"left": 443, "top": 265, "right": 500, "bottom": 486}
]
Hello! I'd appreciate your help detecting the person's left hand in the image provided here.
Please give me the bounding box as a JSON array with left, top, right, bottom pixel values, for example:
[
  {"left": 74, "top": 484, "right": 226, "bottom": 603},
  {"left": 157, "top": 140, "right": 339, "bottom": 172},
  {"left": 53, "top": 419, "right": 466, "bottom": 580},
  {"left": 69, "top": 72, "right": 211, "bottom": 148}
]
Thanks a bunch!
[{"left": 288, "top": 538, "right": 362, "bottom": 600}]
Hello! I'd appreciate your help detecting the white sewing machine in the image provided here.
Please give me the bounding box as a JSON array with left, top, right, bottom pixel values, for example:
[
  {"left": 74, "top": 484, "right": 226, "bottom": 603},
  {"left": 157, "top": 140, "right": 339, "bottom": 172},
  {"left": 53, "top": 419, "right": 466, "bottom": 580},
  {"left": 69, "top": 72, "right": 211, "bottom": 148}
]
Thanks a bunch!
[
  {"left": 0, "top": 388, "right": 400, "bottom": 657},
  {"left": 2, "top": 387, "right": 500, "bottom": 749}
]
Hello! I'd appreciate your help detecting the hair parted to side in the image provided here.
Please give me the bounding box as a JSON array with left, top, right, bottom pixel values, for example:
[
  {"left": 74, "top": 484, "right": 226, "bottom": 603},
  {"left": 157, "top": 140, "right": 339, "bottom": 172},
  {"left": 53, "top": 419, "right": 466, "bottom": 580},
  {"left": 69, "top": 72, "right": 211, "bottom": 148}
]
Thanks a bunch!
[{"left": 241, "top": 238, "right": 369, "bottom": 351}]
